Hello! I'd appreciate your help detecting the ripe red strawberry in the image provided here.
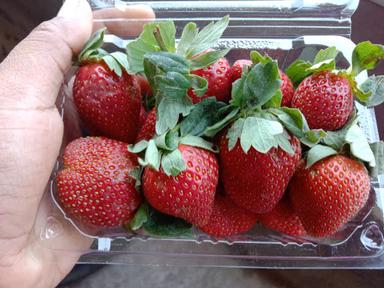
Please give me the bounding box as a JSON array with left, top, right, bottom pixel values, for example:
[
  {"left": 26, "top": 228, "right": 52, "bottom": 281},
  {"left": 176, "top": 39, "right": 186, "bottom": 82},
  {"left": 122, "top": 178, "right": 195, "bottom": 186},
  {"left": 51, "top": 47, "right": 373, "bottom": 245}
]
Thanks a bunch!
[
  {"left": 280, "top": 71, "right": 295, "bottom": 107},
  {"left": 290, "top": 155, "right": 371, "bottom": 238},
  {"left": 198, "top": 195, "right": 257, "bottom": 237},
  {"left": 219, "top": 133, "right": 301, "bottom": 214},
  {"left": 136, "top": 108, "right": 156, "bottom": 142},
  {"left": 231, "top": 59, "right": 294, "bottom": 107},
  {"left": 136, "top": 74, "right": 152, "bottom": 97},
  {"left": 291, "top": 71, "right": 353, "bottom": 131},
  {"left": 142, "top": 144, "right": 219, "bottom": 226},
  {"left": 73, "top": 62, "right": 142, "bottom": 143},
  {"left": 260, "top": 196, "right": 306, "bottom": 237},
  {"left": 57, "top": 137, "right": 141, "bottom": 228},
  {"left": 138, "top": 106, "right": 148, "bottom": 131},
  {"left": 188, "top": 57, "right": 232, "bottom": 103},
  {"left": 230, "top": 59, "right": 252, "bottom": 81}
]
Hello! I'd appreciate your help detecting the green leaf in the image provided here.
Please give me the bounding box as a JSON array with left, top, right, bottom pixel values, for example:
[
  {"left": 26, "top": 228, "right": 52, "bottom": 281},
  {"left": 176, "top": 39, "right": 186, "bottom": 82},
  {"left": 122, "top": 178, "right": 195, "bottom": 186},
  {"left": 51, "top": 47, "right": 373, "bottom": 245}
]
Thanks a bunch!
[
  {"left": 321, "top": 112, "right": 358, "bottom": 150},
  {"left": 345, "top": 124, "right": 376, "bottom": 167},
  {"left": 110, "top": 51, "right": 130, "bottom": 73},
  {"left": 240, "top": 117, "right": 283, "bottom": 153},
  {"left": 128, "top": 140, "right": 149, "bottom": 153},
  {"left": 204, "top": 107, "right": 240, "bottom": 138},
  {"left": 190, "top": 49, "right": 231, "bottom": 70},
  {"left": 231, "top": 61, "right": 282, "bottom": 109},
  {"left": 143, "top": 207, "right": 193, "bottom": 237},
  {"left": 176, "top": 22, "right": 198, "bottom": 56},
  {"left": 152, "top": 23, "right": 176, "bottom": 53},
  {"left": 313, "top": 47, "right": 339, "bottom": 64},
  {"left": 264, "top": 90, "right": 282, "bottom": 109},
  {"left": 285, "top": 59, "right": 313, "bottom": 87},
  {"left": 161, "top": 149, "right": 186, "bottom": 176},
  {"left": 306, "top": 144, "right": 338, "bottom": 168},
  {"left": 188, "top": 74, "right": 208, "bottom": 97},
  {"left": 227, "top": 118, "right": 245, "bottom": 151},
  {"left": 186, "top": 16, "right": 230, "bottom": 57},
  {"left": 144, "top": 52, "right": 191, "bottom": 76},
  {"left": 276, "top": 133, "right": 295, "bottom": 155},
  {"left": 308, "top": 58, "right": 336, "bottom": 74},
  {"left": 156, "top": 97, "right": 194, "bottom": 135},
  {"left": 78, "top": 29, "right": 105, "bottom": 63},
  {"left": 142, "top": 140, "right": 161, "bottom": 170},
  {"left": 250, "top": 50, "right": 272, "bottom": 64},
  {"left": 301, "top": 129, "right": 327, "bottom": 147},
  {"left": 179, "top": 135, "right": 217, "bottom": 153},
  {"left": 360, "top": 75, "right": 384, "bottom": 107},
  {"left": 369, "top": 141, "right": 384, "bottom": 177},
  {"left": 154, "top": 130, "right": 179, "bottom": 151},
  {"left": 129, "top": 203, "right": 149, "bottom": 231},
  {"left": 102, "top": 54, "right": 123, "bottom": 77},
  {"left": 127, "top": 21, "right": 176, "bottom": 73},
  {"left": 155, "top": 72, "right": 192, "bottom": 100},
  {"left": 180, "top": 98, "right": 227, "bottom": 137},
  {"left": 351, "top": 41, "right": 384, "bottom": 76},
  {"left": 270, "top": 107, "right": 308, "bottom": 138}
]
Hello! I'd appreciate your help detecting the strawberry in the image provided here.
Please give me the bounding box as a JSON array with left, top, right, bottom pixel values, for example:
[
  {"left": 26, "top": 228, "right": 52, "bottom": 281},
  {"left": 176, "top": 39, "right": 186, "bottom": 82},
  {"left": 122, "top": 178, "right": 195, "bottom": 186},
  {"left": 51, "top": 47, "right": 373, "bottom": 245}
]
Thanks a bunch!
[
  {"left": 291, "top": 71, "right": 353, "bottom": 131},
  {"left": 188, "top": 56, "right": 232, "bottom": 103},
  {"left": 73, "top": 62, "right": 141, "bottom": 143},
  {"left": 219, "top": 133, "right": 301, "bottom": 214},
  {"left": 138, "top": 106, "right": 148, "bottom": 131},
  {"left": 260, "top": 196, "right": 306, "bottom": 237},
  {"left": 136, "top": 74, "right": 152, "bottom": 98},
  {"left": 136, "top": 108, "right": 156, "bottom": 142},
  {"left": 290, "top": 155, "right": 371, "bottom": 238},
  {"left": 230, "top": 59, "right": 252, "bottom": 81},
  {"left": 57, "top": 137, "right": 141, "bottom": 228},
  {"left": 142, "top": 144, "right": 219, "bottom": 226},
  {"left": 231, "top": 59, "right": 294, "bottom": 107},
  {"left": 198, "top": 195, "right": 257, "bottom": 237},
  {"left": 280, "top": 71, "right": 295, "bottom": 107}
]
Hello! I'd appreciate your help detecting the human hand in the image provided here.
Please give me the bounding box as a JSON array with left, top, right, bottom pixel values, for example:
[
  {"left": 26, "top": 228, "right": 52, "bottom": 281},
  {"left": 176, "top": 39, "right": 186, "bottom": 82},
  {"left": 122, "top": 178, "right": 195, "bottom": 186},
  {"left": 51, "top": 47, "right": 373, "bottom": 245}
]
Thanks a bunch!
[{"left": 0, "top": 0, "right": 153, "bottom": 287}]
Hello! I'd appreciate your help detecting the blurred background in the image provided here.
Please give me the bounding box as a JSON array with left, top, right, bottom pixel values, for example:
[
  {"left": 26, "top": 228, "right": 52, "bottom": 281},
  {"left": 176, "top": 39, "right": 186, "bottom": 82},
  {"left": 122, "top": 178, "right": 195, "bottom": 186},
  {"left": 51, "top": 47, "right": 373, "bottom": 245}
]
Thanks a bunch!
[{"left": 1, "top": 0, "right": 383, "bottom": 287}]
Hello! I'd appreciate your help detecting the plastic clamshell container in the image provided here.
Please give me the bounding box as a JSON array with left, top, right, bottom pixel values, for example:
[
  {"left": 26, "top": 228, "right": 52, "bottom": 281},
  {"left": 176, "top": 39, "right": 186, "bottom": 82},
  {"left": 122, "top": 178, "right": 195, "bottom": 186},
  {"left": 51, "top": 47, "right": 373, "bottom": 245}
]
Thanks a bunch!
[{"left": 46, "top": 0, "right": 384, "bottom": 268}]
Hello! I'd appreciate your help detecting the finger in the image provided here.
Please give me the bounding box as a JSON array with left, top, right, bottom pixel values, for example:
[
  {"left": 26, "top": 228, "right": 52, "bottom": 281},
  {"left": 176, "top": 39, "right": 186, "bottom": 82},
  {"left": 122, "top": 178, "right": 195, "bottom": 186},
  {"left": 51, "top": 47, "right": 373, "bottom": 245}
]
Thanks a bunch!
[
  {"left": 0, "top": 0, "right": 93, "bottom": 110},
  {"left": 93, "top": 5, "right": 155, "bottom": 37}
]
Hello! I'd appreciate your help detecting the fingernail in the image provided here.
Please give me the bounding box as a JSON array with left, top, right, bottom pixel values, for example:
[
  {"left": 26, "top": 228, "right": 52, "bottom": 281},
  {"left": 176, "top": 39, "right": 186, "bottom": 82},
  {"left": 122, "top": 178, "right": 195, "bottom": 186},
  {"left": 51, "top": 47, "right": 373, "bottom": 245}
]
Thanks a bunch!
[{"left": 58, "top": 0, "right": 86, "bottom": 19}]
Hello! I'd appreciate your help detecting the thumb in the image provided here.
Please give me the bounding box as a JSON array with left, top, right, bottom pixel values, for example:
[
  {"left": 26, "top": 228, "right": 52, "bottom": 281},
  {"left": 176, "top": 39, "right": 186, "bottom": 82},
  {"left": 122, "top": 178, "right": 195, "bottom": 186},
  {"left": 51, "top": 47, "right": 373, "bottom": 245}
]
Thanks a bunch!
[{"left": 0, "top": 0, "right": 92, "bottom": 110}]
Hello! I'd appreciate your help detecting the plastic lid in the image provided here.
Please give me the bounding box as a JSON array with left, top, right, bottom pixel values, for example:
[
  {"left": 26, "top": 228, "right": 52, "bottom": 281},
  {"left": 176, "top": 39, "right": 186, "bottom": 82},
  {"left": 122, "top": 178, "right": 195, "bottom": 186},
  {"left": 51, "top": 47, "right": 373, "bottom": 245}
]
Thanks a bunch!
[{"left": 89, "top": 0, "right": 359, "bottom": 38}]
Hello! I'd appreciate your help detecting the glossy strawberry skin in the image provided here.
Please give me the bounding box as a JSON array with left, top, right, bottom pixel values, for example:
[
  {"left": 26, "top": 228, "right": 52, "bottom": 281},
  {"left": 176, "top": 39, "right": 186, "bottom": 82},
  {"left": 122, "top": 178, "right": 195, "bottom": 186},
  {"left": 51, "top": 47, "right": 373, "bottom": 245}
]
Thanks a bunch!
[
  {"left": 280, "top": 71, "right": 295, "bottom": 107},
  {"left": 219, "top": 132, "right": 301, "bottom": 214},
  {"left": 290, "top": 155, "right": 370, "bottom": 238},
  {"left": 188, "top": 57, "right": 232, "bottom": 103},
  {"left": 230, "top": 59, "right": 252, "bottom": 81},
  {"left": 230, "top": 60, "right": 294, "bottom": 107},
  {"left": 73, "top": 62, "right": 142, "bottom": 143},
  {"left": 136, "top": 108, "right": 156, "bottom": 142},
  {"left": 57, "top": 137, "right": 141, "bottom": 228},
  {"left": 291, "top": 71, "right": 353, "bottom": 131},
  {"left": 198, "top": 195, "right": 257, "bottom": 237},
  {"left": 138, "top": 106, "right": 148, "bottom": 131},
  {"left": 260, "top": 196, "right": 306, "bottom": 237},
  {"left": 143, "top": 145, "right": 219, "bottom": 226}
]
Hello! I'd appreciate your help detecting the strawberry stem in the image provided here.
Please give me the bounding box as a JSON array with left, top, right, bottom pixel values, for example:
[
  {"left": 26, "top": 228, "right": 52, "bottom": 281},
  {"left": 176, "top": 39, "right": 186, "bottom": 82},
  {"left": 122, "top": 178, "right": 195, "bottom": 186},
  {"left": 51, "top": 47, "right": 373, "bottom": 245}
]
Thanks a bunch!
[{"left": 153, "top": 26, "right": 168, "bottom": 52}]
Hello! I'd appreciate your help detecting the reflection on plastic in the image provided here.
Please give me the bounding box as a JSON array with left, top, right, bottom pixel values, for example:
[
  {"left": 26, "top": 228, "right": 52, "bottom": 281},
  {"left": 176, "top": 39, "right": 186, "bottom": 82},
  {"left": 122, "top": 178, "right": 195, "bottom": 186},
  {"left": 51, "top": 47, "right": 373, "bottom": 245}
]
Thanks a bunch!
[
  {"left": 40, "top": 216, "right": 64, "bottom": 241},
  {"left": 360, "top": 223, "right": 384, "bottom": 251}
]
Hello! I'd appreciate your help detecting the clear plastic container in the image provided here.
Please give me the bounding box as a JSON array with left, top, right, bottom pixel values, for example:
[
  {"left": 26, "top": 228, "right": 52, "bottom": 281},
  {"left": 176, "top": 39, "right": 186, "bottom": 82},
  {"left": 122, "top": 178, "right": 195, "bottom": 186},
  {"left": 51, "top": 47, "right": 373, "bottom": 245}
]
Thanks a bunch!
[{"left": 46, "top": 0, "right": 384, "bottom": 268}]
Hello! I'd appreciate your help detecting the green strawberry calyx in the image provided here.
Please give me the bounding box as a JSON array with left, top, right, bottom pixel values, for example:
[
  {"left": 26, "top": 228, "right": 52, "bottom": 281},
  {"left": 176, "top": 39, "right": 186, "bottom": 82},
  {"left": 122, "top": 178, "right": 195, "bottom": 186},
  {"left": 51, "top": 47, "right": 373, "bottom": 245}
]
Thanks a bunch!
[
  {"left": 76, "top": 29, "right": 130, "bottom": 77},
  {"left": 127, "top": 201, "right": 193, "bottom": 237},
  {"left": 204, "top": 55, "right": 326, "bottom": 155},
  {"left": 127, "top": 17, "right": 231, "bottom": 135},
  {"left": 129, "top": 98, "right": 228, "bottom": 177},
  {"left": 285, "top": 42, "right": 384, "bottom": 108},
  {"left": 304, "top": 111, "right": 384, "bottom": 177}
]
